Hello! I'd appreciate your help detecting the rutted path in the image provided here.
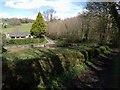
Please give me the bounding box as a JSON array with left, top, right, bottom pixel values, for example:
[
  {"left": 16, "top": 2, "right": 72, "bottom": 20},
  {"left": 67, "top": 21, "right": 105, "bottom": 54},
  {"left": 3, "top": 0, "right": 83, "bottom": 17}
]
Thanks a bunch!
[
  {"left": 45, "top": 37, "right": 55, "bottom": 45},
  {"left": 68, "top": 49, "right": 120, "bottom": 89}
]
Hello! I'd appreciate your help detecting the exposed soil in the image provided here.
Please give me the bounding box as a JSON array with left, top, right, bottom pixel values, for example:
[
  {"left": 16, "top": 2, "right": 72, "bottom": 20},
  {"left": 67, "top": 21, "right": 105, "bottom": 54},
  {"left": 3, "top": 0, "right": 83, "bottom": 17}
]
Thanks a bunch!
[{"left": 68, "top": 49, "right": 120, "bottom": 89}]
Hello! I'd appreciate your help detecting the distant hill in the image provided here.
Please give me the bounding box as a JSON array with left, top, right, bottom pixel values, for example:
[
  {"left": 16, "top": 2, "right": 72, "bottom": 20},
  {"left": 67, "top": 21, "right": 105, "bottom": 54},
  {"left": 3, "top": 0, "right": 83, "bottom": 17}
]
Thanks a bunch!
[
  {"left": 0, "top": 18, "right": 34, "bottom": 28},
  {"left": 2, "top": 23, "right": 33, "bottom": 33}
]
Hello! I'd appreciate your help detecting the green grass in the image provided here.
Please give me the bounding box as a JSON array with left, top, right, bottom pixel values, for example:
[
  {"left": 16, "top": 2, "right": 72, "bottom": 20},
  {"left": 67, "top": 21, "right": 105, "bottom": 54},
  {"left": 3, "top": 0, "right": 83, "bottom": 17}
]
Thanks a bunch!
[{"left": 1, "top": 23, "right": 33, "bottom": 33}]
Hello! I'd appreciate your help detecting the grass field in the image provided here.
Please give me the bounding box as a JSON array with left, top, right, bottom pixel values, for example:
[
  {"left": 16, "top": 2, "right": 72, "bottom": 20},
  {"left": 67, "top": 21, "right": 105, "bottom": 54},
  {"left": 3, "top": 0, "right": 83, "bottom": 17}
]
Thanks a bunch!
[{"left": 1, "top": 23, "right": 33, "bottom": 33}]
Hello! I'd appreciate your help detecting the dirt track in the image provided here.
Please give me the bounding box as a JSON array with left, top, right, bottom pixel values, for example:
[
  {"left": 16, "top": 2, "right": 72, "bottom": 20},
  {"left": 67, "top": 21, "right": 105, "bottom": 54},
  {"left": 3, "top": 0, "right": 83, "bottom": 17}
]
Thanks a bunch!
[
  {"left": 45, "top": 37, "right": 55, "bottom": 45},
  {"left": 68, "top": 49, "right": 120, "bottom": 89}
]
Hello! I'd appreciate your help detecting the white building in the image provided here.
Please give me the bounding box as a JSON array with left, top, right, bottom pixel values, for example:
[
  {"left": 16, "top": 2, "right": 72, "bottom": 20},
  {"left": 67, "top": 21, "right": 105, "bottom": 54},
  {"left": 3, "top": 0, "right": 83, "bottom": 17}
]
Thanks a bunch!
[{"left": 5, "top": 31, "right": 33, "bottom": 39}]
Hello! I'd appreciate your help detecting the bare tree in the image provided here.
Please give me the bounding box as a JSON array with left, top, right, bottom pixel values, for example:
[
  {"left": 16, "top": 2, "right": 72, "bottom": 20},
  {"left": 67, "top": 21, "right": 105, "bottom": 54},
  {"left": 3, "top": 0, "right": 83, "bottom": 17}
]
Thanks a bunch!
[{"left": 43, "top": 9, "right": 56, "bottom": 22}]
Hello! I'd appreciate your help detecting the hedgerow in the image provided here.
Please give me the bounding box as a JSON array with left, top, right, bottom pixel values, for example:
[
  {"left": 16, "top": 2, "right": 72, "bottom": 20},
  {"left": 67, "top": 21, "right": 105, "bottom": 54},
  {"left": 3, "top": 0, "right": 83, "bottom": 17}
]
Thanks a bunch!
[{"left": 3, "top": 37, "right": 45, "bottom": 46}]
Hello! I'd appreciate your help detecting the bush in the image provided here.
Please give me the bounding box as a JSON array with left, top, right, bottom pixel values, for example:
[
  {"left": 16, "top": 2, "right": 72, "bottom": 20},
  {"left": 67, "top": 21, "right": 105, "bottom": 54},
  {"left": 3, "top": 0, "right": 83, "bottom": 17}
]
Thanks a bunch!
[
  {"left": 39, "top": 36, "right": 46, "bottom": 44},
  {"left": 99, "top": 46, "right": 106, "bottom": 53},
  {"left": 104, "top": 45, "right": 111, "bottom": 51}
]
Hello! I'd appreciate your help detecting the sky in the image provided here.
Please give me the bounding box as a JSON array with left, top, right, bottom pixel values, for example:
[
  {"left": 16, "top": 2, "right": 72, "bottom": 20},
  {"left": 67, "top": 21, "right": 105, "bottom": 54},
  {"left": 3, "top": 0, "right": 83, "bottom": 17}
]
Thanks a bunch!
[{"left": 0, "top": 0, "right": 88, "bottom": 20}]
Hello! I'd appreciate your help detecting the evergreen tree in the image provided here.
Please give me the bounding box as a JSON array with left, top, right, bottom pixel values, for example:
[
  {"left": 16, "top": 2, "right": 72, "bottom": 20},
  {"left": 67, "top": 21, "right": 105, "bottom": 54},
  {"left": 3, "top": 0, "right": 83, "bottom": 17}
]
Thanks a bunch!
[{"left": 30, "top": 12, "right": 46, "bottom": 37}]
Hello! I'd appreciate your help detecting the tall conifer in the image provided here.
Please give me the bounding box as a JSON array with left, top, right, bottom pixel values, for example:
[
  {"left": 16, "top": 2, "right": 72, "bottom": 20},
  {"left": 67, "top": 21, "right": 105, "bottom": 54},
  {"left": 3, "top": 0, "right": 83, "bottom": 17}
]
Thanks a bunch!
[{"left": 30, "top": 12, "right": 46, "bottom": 37}]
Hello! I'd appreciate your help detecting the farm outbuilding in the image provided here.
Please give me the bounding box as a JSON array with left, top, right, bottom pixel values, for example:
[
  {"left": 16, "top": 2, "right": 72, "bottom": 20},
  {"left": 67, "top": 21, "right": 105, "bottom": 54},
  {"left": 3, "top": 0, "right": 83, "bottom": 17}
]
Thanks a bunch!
[{"left": 5, "top": 31, "right": 33, "bottom": 39}]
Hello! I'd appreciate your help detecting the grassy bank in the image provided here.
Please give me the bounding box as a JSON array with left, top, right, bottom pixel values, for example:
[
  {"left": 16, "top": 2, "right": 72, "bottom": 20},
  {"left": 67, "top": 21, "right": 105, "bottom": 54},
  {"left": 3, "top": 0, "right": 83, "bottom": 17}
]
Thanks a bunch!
[{"left": 2, "top": 45, "right": 112, "bottom": 89}]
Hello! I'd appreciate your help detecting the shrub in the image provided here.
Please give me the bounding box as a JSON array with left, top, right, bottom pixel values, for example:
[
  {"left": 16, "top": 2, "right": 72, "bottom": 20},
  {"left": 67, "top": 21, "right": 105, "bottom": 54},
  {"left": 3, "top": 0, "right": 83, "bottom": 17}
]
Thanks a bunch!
[
  {"left": 104, "top": 45, "right": 111, "bottom": 51},
  {"left": 39, "top": 36, "right": 46, "bottom": 44},
  {"left": 99, "top": 46, "right": 106, "bottom": 53}
]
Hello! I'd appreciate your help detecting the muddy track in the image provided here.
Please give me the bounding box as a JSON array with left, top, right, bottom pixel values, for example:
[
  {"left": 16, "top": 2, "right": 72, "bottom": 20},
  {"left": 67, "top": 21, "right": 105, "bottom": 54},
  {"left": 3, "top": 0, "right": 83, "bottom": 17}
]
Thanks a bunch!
[{"left": 68, "top": 50, "right": 120, "bottom": 89}]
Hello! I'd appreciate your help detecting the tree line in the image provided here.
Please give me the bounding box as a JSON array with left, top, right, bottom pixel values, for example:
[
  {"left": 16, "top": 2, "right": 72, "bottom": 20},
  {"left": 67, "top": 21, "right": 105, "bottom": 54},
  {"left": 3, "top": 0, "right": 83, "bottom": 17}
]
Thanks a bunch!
[
  {"left": 45, "top": 2, "right": 120, "bottom": 47},
  {"left": 28, "top": 1, "right": 120, "bottom": 48}
]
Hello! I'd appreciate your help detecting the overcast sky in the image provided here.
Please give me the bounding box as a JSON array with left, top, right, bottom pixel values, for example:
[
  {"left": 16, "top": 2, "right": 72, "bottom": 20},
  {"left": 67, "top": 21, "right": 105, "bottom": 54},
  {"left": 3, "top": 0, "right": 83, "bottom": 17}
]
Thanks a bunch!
[{"left": 0, "top": 0, "right": 88, "bottom": 20}]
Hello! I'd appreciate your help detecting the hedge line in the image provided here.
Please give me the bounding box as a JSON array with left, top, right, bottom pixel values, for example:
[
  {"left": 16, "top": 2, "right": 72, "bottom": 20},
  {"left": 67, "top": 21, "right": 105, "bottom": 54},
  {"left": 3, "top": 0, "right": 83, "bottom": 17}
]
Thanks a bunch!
[
  {"left": 3, "top": 37, "right": 45, "bottom": 46},
  {"left": 80, "top": 45, "right": 111, "bottom": 62}
]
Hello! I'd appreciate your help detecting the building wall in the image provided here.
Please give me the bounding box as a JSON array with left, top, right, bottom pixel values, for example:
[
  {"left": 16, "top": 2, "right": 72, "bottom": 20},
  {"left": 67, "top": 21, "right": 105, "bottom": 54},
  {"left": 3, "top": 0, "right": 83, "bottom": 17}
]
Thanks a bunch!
[{"left": 6, "top": 33, "right": 33, "bottom": 39}]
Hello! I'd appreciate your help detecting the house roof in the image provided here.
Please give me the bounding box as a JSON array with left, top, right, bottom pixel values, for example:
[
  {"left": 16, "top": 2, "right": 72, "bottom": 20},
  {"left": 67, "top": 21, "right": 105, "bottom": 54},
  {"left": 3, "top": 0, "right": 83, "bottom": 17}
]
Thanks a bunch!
[{"left": 9, "top": 31, "right": 30, "bottom": 37}]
